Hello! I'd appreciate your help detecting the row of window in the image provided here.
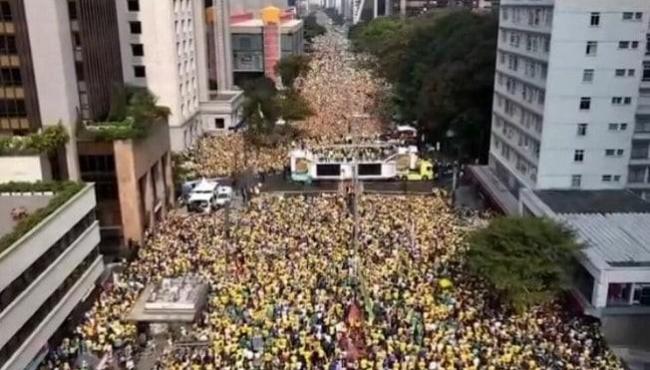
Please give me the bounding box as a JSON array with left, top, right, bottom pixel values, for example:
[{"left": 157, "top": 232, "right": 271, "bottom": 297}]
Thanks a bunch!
[
  {"left": 582, "top": 68, "right": 639, "bottom": 82},
  {"left": 493, "top": 136, "right": 537, "bottom": 182},
  {"left": 576, "top": 122, "right": 628, "bottom": 136},
  {"left": 590, "top": 11, "right": 643, "bottom": 27},
  {"left": 0, "top": 247, "right": 99, "bottom": 367},
  {"left": 0, "top": 211, "right": 96, "bottom": 314},
  {"left": 572, "top": 148, "right": 627, "bottom": 162},
  {"left": 570, "top": 174, "right": 622, "bottom": 188},
  {"left": 500, "top": 30, "right": 550, "bottom": 55},
  {"left": 585, "top": 40, "right": 642, "bottom": 56},
  {"left": 498, "top": 74, "right": 545, "bottom": 106},
  {"left": 578, "top": 96, "right": 633, "bottom": 110},
  {"left": 495, "top": 94, "right": 543, "bottom": 134},
  {"left": 501, "top": 6, "right": 553, "bottom": 28}
]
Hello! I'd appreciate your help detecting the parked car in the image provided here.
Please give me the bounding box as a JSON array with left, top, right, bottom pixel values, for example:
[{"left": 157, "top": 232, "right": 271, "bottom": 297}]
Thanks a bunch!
[{"left": 214, "top": 186, "right": 233, "bottom": 208}]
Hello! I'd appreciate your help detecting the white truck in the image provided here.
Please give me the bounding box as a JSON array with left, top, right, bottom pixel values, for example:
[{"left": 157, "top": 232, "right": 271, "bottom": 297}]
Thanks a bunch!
[{"left": 186, "top": 179, "right": 233, "bottom": 213}]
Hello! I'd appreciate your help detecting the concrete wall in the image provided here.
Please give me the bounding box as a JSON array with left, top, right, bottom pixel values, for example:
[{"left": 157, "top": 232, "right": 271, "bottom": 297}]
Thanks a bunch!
[
  {"left": 113, "top": 121, "right": 174, "bottom": 246},
  {"left": 0, "top": 223, "right": 100, "bottom": 350},
  {"left": 0, "top": 155, "right": 52, "bottom": 182},
  {"left": 2, "top": 256, "right": 103, "bottom": 370},
  {"left": 23, "top": 0, "right": 80, "bottom": 180}
]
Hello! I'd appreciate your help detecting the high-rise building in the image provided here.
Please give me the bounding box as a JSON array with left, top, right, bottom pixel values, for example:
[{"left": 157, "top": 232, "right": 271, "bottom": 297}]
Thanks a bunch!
[
  {"left": 481, "top": 0, "right": 650, "bottom": 206},
  {"left": 116, "top": 0, "right": 207, "bottom": 151},
  {"left": 0, "top": 0, "right": 123, "bottom": 180}
]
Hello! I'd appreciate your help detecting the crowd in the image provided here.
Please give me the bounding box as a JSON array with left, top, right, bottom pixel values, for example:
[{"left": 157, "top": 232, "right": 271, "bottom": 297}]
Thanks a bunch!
[
  {"left": 39, "top": 12, "right": 624, "bottom": 370},
  {"left": 179, "top": 16, "right": 386, "bottom": 179},
  {"left": 311, "top": 144, "right": 398, "bottom": 163},
  {"left": 41, "top": 193, "right": 623, "bottom": 370}
]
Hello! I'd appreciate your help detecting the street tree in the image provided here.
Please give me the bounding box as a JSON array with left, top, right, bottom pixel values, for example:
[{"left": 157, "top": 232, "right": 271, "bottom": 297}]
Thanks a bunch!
[
  {"left": 276, "top": 55, "right": 311, "bottom": 90},
  {"left": 466, "top": 217, "right": 582, "bottom": 312}
]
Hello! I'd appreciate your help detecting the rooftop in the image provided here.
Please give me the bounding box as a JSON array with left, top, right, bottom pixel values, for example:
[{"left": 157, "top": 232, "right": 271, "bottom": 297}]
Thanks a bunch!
[
  {"left": 535, "top": 189, "right": 650, "bottom": 214},
  {"left": 0, "top": 182, "right": 84, "bottom": 254},
  {"left": 0, "top": 193, "right": 52, "bottom": 239},
  {"left": 128, "top": 276, "right": 208, "bottom": 322},
  {"left": 559, "top": 213, "right": 650, "bottom": 267}
]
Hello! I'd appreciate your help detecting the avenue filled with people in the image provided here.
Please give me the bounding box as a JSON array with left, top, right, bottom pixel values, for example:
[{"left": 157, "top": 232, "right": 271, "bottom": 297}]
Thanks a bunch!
[
  {"left": 178, "top": 16, "right": 385, "bottom": 179},
  {"left": 39, "top": 11, "right": 624, "bottom": 370},
  {"left": 41, "top": 193, "right": 623, "bottom": 370}
]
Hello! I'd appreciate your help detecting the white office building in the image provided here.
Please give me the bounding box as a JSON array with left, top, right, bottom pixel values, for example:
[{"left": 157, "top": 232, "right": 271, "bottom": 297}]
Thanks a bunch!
[
  {"left": 116, "top": 0, "right": 208, "bottom": 151},
  {"left": 0, "top": 184, "right": 103, "bottom": 370},
  {"left": 484, "top": 0, "right": 650, "bottom": 202}
]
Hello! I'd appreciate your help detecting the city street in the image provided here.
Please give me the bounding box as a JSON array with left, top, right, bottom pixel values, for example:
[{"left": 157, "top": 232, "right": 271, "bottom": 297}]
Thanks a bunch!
[{"left": 40, "top": 10, "right": 624, "bottom": 370}]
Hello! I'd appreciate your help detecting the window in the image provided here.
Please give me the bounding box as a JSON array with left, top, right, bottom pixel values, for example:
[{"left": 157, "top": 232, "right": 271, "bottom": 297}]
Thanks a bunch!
[
  {"left": 127, "top": 0, "right": 139, "bottom": 11},
  {"left": 131, "top": 43, "right": 144, "bottom": 57},
  {"left": 214, "top": 118, "right": 225, "bottom": 129},
  {"left": 129, "top": 21, "right": 142, "bottom": 34},
  {"left": 614, "top": 175, "right": 621, "bottom": 182},
  {"left": 635, "top": 12, "right": 643, "bottom": 20},
  {"left": 577, "top": 123, "right": 588, "bottom": 136},
  {"left": 571, "top": 175, "right": 582, "bottom": 188},
  {"left": 615, "top": 69, "right": 626, "bottom": 77},
  {"left": 623, "top": 12, "right": 633, "bottom": 20},
  {"left": 619, "top": 41, "right": 630, "bottom": 49},
  {"left": 617, "top": 149, "right": 625, "bottom": 156},
  {"left": 605, "top": 149, "right": 616, "bottom": 156},
  {"left": 586, "top": 41, "right": 598, "bottom": 56},
  {"left": 612, "top": 97, "right": 623, "bottom": 105},
  {"left": 624, "top": 97, "right": 632, "bottom": 105},
  {"left": 0, "top": 35, "right": 17, "bottom": 54},
  {"left": 0, "top": 1, "right": 12, "bottom": 21},
  {"left": 628, "top": 69, "right": 636, "bottom": 77},
  {"left": 602, "top": 175, "right": 612, "bottom": 182},
  {"left": 579, "top": 97, "right": 591, "bottom": 110},
  {"left": 75, "top": 61, "right": 84, "bottom": 81},
  {"left": 67, "top": 1, "right": 77, "bottom": 20},
  {"left": 632, "top": 41, "right": 640, "bottom": 49},
  {"left": 644, "top": 61, "right": 650, "bottom": 81},
  {"left": 609, "top": 123, "right": 619, "bottom": 130},
  {"left": 133, "top": 65, "right": 146, "bottom": 78},
  {"left": 574, "top": 149, "right": 585, "bottom": 162},
  {"left": 590, "top": 12, "right": 600, "bottom": 26},
  {"left": 621, "top": 123, "right": 628, "bottom": 130},
  {"left": 582, "top": 69, "right": 594, "bottom": 82}
]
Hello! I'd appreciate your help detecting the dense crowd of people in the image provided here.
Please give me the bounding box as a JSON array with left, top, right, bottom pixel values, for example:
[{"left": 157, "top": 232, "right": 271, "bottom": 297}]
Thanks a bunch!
[
  {"left": 178, "top": 15, "right": 386, "bottom": 179},
  {"left": 41, "top": 193, "right": 622, "bottom": 370},
  {"left": 39, "top": 12, "right": 624, "bottom": 370}
]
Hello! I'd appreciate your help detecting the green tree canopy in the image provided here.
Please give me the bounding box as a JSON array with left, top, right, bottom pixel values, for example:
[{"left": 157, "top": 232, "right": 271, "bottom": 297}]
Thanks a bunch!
[
  {"left": 242, "top": 77, "right": 281, "bottom": 134},
  {"left": 466, "top": 217, "right": 582, "bottom": 311},
  {"left": 276, "top": 54, "right": 311, "bottom": 89},
  {"left": 349, "top": 11, "right": 497, "bottom": 162},
  {"left": 304, "top": 14, "right": 326, "bottom": 43},
  {"left": 280, "top": 89, "right": 313, "bottom": 122}
]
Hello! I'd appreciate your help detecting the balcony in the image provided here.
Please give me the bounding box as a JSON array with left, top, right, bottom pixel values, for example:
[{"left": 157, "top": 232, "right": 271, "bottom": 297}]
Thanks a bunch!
[
  {"left": 0, "top": 222, "right": 100, "bottom": 350},
  {"left": 2, "top": 255, "right": 103, "bottom": 370}
]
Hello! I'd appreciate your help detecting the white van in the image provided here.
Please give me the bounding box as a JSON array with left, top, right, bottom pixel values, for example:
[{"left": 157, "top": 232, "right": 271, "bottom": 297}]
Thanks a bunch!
[{"left": 187, "top": 180, "right": 218, "bottom": 213}]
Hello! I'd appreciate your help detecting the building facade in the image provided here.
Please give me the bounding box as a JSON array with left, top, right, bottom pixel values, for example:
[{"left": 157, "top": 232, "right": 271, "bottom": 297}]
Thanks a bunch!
[
  {"left": 77, "top": 121, "right": 175, "bottom": 254},
  {"left": 116, "top": 0, "right": 206, "bottom": 151},
  {"left": 488, "top": 0, "right": 650, "bottom": 199},
  {"left": 0, "top": 0, "right": 123, "bottom": 180},
  {"left": 0, "top": 184, "right": 103, "bottom": 370}
]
